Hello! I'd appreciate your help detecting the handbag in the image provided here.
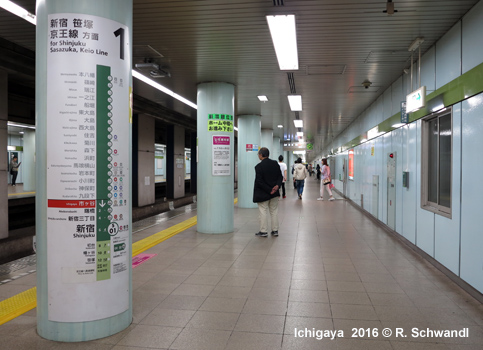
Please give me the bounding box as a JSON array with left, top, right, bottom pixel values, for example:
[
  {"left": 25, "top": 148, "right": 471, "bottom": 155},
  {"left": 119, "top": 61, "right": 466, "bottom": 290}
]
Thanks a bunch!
[{"left": 322, "top": 177, "right": 331, "bottom": 185}]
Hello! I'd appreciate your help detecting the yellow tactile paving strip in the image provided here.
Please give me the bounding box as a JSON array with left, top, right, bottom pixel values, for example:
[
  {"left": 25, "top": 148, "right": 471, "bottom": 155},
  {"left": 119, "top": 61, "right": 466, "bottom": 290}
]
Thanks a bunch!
[
  {"left": 0, "top": 214, "right": 198, "bottom": 326},
  {"left": 0, "top": 287, "right": 37, "bottom": 325},
  {"left": 8, "top": 191, "right": 36, "bottom": 197},
  {"left": 0, "top": 198, "right": 238, "bottom": 325}
]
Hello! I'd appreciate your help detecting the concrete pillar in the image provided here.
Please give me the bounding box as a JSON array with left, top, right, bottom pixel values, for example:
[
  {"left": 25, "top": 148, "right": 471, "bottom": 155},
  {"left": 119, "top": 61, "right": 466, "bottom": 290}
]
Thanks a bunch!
[
  {"left": 23, "top": 130, "right": 36, "bottom": 192},
  {"left": 190, "top": 131, "right": 197, "bottom": 194},
  {"left": 272, "top": 136, "right": 281, "bottom": 160},
  {"left": 237, "top": 115, "right": 261, "bottom": 209},
  {"left": 261, "top": 129, "right": 273, "bottom": 152},
  {"left": 134, "top": 115, "right": 155, "bottom": 206},
  {"left": 36, "top": 0, "right": 133, "bottom": 341},
  {"left": 167, "top": 124, "right": 185, "bottom": 199},
  {"left": 197, "top": 82, "right": 235, "bottom": 234},
  {"left": 0, "top": 69, "right": 7, "bottom": 239}
]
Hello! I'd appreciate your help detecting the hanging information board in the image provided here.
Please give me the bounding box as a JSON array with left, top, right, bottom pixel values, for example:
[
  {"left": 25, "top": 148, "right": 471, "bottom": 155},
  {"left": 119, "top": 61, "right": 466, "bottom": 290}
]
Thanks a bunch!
[{"left": 46, "top": 13, "right": 130, "bottom": 322}]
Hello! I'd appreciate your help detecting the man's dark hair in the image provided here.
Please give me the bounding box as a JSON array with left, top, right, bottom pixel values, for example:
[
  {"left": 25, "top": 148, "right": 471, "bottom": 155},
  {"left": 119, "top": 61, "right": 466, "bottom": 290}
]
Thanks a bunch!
[
  {"left": 278, "top": 155, "right": 283, "bottom": 162},
  {"left": 258, "top": 147, "right": 269, "bottom": 158},
  {"left": 296, "top": 157, "right": 302, "bottom": 163}
]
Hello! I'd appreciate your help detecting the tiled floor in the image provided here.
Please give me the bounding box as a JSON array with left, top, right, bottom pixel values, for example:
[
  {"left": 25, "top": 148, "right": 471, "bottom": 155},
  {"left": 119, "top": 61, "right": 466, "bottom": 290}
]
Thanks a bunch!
[{"left": 1, "top": 177, "right": 482, "bottom": 349}]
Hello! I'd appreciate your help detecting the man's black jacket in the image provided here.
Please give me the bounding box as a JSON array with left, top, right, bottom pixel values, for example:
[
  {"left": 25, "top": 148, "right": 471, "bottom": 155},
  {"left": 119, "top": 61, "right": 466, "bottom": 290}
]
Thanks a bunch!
[{"left": 253, "top": 158, "right": 283, "bottom": 203}]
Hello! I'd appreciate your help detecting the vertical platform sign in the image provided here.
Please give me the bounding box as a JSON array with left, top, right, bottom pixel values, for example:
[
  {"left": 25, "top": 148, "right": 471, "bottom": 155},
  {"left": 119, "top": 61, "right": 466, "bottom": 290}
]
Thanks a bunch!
[{"left": 46, "top": 13, "right": 130, "bottom": 322}]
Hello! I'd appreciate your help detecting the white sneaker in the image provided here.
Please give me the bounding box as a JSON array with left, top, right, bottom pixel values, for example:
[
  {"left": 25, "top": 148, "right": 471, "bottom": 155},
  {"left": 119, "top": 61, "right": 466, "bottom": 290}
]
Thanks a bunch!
[
  {"left": 317, "top": 197, "right": 324, "bottom": 201},
  {"left": 329, "top": 197, "right": 335, "bottom": 201}
]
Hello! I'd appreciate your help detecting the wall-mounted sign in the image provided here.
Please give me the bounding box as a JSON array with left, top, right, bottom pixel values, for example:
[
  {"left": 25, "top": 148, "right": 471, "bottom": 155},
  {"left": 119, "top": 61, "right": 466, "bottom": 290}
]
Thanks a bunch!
[
  {"left": 212, "top": 135, "right": 231, "bottom": 176},
  {"left": 246, "top": 144, "right": 258, "bottom": 152},
  {"left": 208, "top": 114, "right": 233, "bottom": 132},
  {"left": 406, "top": 86, "right": 426, "bottom": 113},
  {"left": 401, "top": 101, "right": 408, "bottom": 123},
  {"left": 46, "top": 13, "right": 130, "bottom": 322},
  {"left": 348, "top": 149, "right": 354, "bottom": 180}
]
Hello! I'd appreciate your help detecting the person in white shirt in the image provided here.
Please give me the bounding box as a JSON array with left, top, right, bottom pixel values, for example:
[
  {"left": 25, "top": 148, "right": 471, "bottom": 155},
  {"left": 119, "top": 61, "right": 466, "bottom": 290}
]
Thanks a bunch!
[{"left": 278, "top": 155, "right": 287, "bottom": 199}]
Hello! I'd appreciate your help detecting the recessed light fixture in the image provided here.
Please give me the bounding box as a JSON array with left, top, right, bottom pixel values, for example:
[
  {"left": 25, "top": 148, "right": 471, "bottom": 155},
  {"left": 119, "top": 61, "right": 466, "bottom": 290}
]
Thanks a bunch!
[
  {"left": 257, "top": 95, "right": 269, "bottom": 102},
  {"left": 293, "top": 119, "right": 303, "bottom": 128},
  {"left": 0, "top": 0, "right": 36, "bottom": 24},
  {"left": 266, "top": 14, "right": 299, "bottom": 70},
  {"left": 392, "top": 123, "right": 406, "bottom": 128},
  {"left": 277, "top": 125, "right": 283, "bottom": 128},
  {"left": 132, "top": 71, "right": 197, "bottom": 109},
  {"left": 288, "top": 95, "right": 302, "bottom": 111}
]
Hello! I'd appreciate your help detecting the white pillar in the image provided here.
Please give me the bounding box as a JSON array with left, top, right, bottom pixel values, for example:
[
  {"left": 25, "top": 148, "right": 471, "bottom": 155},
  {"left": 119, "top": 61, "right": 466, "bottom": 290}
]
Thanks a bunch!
[
  {"left": 237, "top": 115, "right": 261, "bottom": 209},
  {"left": 23, "top": 130, "right": 36, "bottom": 192},
  {"left": 0, "top": 69, "right": 7, "bottom": 239},
  {"left": 197, "top": 82, "right": 235, "bottom": 234},
  {"left": 36, "top": 0, "right": 133, "bottom": 341},
  {"left": 261, "top": 129, "right": 273, "bottom": 152}
]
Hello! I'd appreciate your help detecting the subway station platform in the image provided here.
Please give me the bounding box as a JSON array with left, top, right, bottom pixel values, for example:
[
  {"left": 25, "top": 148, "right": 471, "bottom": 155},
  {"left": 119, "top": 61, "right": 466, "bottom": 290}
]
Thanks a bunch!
[{"left": 0, "top": 179, "right": 482, "bottom": 349}]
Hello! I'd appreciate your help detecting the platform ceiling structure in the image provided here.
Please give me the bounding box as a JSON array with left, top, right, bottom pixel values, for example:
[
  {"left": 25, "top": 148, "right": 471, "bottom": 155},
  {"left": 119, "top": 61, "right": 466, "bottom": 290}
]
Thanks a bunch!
[{"left": 0, "top": 0, "right": 480, "bottom": 160}]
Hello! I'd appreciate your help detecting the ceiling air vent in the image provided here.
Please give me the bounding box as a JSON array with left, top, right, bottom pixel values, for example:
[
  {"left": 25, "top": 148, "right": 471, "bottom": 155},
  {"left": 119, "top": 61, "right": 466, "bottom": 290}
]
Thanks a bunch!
[
  {"left": 272, "top": 0, "right": 284, "bottom": 6},
  {"left": 365, "top": 50, "right": 410, "bottom": 63},
  {"left": 305, "top": 65, "right": 346, "bottom": 75}
]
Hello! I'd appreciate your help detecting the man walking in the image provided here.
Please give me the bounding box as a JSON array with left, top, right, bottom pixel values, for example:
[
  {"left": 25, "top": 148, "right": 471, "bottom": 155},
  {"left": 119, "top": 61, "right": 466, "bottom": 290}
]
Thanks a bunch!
[{"left": 253, "top": 147, "right": 283, "bottom": 237}]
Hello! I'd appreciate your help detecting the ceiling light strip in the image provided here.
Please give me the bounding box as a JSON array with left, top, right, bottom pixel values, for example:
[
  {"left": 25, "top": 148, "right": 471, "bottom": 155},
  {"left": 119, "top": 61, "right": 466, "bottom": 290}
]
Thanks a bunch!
[
  {"left": 0, "top": 0, "right": 36, "bottom": 24},
  {"left": 1, "top": 4, "right": 197, "bottom": 110},
  {"left": 266, "top": 15, "right": 298, "bottom": 71}
]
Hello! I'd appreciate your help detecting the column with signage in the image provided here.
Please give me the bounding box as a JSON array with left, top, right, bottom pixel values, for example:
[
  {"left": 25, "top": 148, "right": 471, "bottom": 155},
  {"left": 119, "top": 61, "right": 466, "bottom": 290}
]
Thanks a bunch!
[
  {"left": 237, "top": 115, "right": 261, "bottom": 209},
  {"left": 36, "top": 0, "right": 132, "bottom": 341},
  {"left": 197, "top": 83, "right": 235, "bottom": 233},
  {"left": 0, "top": 70, "right": 7, "bottom": 239}
]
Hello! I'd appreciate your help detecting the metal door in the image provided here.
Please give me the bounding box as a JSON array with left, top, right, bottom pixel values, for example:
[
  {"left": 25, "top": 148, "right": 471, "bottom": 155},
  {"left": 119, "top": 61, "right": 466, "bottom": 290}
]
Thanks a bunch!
[{"left": 387, "top": 152, "right": 396, "bottom": 230}]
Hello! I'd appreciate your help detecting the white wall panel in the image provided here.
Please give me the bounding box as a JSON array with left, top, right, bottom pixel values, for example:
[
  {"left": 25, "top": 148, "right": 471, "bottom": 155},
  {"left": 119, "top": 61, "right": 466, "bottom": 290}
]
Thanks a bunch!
[
  {"left": 421, "top": 46, "right": 436, "bottom": 93},
  {"left": 401, "top": 123, "right": 417, "bottom": 244},
  {"left": 434, "top": 103, "right": 462, "bottom": 275},
  {"left": 381, "top": 133, "right": 392, "bottom": 225},
  {"left": 460, "top": 94, "right": 483, "bottom": 293},
  {"left": 383, "top": 88, "right": 392, "bottom": 120},
  {"left": 391, "top": 77, "right": 404, "bottom": 116},
  {"left": 415, "top": 120, "right": 435, "bottom": 257},
  {"left": 436, "top": 22, "right": 462, "bottom": 89},
  {"left": 462, "top": 0, "right": 483, "bottom": 74},
  {"left": 393, "top": 127, "right": 404, "bottom": 234}
]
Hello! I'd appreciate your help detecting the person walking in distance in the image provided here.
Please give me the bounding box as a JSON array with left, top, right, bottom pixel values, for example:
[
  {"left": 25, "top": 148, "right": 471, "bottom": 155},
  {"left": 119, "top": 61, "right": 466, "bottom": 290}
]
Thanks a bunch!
[
  {"left": 9, "top": 156, "right": 21, "bottom": 187},
  {"left": 317, "top": 158, "right": 335, "bottom": 201},
  {"left": 253, "top": 147, "right": 283, "bottom": 237},
  {"left": 278, "top": 155, "right": 287, "bottom": 199},
  {"left": 293, "top": 157, "right": 308, "bottom": 199}
]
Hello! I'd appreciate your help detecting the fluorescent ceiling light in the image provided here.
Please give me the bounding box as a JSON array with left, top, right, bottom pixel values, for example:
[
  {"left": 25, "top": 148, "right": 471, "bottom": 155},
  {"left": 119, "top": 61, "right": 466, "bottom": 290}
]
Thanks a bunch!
[
  {"left": 8, "top": 122, "right": 36, "bottom": 129},
  {"left": 296, "top": 131, "right": 303, "bottom": 138},
  {"left": 392, "top": 123, "right": 406, "bottom": 128},
  {"left": 293, "top": 119, "right": 303, "bottom": 128},
  {"left": 132, "top": 71, "right": 197, "bottom": 109},
  {"left": 288, "top": 95, "right": 302, "bottom": 111},
  {"left": 234, "top": 126, "right": 238, "bottom": 132},
  {"left": 266, "top": 14, "right": 298, "bottom": 70},
  {"left": 257, "top": 95, "right": 268, "bottom": 102},
  {"left": 277, "top": 125, "right": 283, "bottom": 128},
  {"left": 0, "top": 0, "right": 36, "bottom": 24},
  {"left": 2, "top": 3, "right": 197, "bottom": 110}
]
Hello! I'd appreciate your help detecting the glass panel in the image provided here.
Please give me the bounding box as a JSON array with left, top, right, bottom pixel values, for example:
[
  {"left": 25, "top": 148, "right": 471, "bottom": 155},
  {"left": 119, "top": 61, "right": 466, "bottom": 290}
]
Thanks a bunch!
[
  {"left": 438, "top": 114, "right": 452, "bottom": 208},
  {"left": 427, "top": 119, "right": 438, "bottom": 204}
]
